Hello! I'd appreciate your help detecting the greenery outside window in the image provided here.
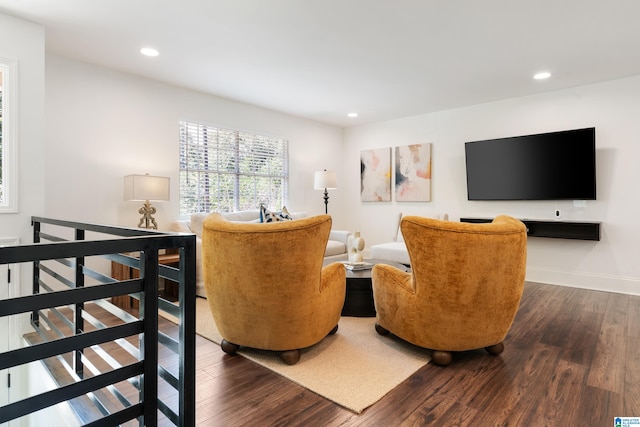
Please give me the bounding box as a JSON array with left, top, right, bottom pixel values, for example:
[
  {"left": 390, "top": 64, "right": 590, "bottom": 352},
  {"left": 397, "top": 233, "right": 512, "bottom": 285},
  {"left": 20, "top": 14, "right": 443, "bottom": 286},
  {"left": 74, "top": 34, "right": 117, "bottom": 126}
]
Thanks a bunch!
[
  {"left": 0, "top": 58, "right": 17, "bottom": 213},
  {"left": 179, "top": 121, "right": 289, "bottom": 217}
]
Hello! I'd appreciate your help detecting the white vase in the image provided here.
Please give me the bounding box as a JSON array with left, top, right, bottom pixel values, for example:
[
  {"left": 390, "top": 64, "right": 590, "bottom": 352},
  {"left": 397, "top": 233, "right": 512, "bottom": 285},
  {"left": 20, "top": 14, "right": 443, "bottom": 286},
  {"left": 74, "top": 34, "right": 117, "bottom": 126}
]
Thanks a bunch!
[{"left": 348, "top": 231, "right": 365, "bottom": 262}]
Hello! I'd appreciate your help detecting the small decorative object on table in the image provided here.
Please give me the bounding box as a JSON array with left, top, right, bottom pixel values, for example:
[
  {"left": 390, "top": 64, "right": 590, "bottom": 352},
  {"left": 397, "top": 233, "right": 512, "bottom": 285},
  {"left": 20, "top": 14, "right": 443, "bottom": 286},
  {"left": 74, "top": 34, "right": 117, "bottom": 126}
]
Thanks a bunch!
[
  {"left": 347, "top": 231, "right": 365, "bottom": 262},
  {"left": 342, "top": 261, "right": 374, "bottom": 271}
]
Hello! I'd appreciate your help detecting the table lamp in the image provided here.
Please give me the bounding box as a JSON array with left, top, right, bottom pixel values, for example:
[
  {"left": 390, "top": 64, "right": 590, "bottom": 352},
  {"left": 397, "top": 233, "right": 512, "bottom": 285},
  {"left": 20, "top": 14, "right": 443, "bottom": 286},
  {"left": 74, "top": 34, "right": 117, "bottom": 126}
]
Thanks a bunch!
[{"left": 124, "top": 174, "right": 170, "bottom": 229}]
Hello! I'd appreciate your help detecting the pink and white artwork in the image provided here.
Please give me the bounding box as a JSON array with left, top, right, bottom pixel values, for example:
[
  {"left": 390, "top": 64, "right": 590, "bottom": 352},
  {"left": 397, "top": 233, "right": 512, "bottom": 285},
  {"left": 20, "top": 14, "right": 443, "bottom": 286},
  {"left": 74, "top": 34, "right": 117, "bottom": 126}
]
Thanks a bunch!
[
  {"left": 360, "top": 148, "right": 391, "bottom": 202},
  {"left": 395, "top": 143, "right": 432, "bottom": 202}
]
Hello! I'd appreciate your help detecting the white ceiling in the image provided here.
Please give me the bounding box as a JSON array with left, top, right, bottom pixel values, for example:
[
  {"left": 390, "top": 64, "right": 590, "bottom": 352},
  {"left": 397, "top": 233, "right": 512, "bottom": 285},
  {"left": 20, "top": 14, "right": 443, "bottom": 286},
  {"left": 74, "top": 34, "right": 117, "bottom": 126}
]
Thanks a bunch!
[{"left": 2, "top": 0, "right": 640, "bottom": 127}]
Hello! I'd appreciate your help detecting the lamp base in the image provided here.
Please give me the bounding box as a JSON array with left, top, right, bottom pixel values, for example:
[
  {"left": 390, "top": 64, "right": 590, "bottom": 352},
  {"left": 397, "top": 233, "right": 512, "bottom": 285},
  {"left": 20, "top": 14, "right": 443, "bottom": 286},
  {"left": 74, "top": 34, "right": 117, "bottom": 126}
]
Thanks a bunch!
[
  {"left": 137, "top": 200, "right": 158, "bottom": 229},
  {"left": 323, "top": 188, "right": 329, "bottom": 214}
]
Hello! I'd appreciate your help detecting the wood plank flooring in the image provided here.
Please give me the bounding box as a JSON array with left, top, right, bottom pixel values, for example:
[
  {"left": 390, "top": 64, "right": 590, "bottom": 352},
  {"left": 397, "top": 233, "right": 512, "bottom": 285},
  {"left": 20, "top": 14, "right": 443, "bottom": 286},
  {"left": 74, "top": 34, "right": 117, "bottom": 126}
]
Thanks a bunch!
[
  {"left": 35, "top": 281, "right": 637, "bottom": 425},
  {"left": 192, "top": 282, "right": 640, "bottom": 426}
]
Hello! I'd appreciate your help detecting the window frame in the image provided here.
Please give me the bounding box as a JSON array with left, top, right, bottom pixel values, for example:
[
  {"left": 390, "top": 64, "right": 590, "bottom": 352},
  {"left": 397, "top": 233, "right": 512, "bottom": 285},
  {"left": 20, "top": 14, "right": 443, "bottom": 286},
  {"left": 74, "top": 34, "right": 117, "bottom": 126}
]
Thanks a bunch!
[
  {"left": 178, "top": 121, "right": 289, "bottom": 218},
  {"left": 0, "top": 57, "right": 18, "bottom": 213}
]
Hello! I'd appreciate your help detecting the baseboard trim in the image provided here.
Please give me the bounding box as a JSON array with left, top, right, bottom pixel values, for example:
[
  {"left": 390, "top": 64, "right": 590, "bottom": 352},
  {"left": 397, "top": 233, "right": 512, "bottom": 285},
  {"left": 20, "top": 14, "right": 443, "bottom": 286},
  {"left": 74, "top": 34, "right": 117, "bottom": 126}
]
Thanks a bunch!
[{"left": 526, "top": 268, "right": 640, "bottom": 296}]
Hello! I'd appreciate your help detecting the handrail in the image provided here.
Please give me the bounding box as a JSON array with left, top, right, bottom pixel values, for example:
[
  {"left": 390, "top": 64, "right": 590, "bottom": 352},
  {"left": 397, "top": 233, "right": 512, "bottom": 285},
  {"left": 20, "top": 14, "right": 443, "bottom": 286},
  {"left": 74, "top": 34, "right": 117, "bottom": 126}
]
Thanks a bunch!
[{"left": 0, "top": 217, "right": 196, "bottom": 426}]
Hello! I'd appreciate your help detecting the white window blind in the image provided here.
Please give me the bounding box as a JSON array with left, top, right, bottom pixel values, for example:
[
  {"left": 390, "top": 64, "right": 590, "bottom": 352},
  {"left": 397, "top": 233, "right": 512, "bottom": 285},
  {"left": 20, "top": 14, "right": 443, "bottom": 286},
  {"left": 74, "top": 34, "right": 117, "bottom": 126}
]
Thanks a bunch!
[{"left": 179, "top": 121, "right": 289, "bottom": 216}]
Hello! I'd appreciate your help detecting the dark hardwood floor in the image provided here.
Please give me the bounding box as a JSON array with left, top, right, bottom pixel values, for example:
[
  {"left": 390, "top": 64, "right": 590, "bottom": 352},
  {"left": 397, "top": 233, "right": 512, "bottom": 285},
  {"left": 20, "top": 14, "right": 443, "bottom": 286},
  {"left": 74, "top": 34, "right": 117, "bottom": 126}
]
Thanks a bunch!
[
  {"left": 192, "top": 282, "right": 640, "bottom": 426},
  {"left": 39, "top": 281, "right": 637, "bottom": 425}
]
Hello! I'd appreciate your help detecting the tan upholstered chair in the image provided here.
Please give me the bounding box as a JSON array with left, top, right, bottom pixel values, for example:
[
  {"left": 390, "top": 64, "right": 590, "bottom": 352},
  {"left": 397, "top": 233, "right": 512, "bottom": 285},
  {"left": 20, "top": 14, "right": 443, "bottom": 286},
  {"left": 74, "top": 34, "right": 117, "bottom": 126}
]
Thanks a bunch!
[
  {"left": 202, "top": 213, "right": 346, "bottom": 365},
  {"left": 372, "top": 215, "right": 527, "bottom": 366}
]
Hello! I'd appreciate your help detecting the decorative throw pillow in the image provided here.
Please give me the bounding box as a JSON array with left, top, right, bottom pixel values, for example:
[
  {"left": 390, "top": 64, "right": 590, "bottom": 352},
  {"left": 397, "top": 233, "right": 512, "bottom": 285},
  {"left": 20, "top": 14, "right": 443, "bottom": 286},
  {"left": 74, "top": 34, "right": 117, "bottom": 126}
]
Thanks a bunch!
[{"left": 260, "top": 205, "right": 293, "bottom": 223}]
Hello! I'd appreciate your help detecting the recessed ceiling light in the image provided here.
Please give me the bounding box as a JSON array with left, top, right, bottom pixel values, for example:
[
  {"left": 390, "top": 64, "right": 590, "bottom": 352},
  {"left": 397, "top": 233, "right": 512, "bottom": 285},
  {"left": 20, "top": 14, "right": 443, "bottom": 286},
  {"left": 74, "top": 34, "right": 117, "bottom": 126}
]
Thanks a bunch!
[
  {"left": 140, "top": 47, "right": 159, "bottom": 57},
  {"left": 347, "top": 112, "right": 358, "bottom": 118},
  {"left": 533, "top": 71, "right": 551, "bottom": 80}
]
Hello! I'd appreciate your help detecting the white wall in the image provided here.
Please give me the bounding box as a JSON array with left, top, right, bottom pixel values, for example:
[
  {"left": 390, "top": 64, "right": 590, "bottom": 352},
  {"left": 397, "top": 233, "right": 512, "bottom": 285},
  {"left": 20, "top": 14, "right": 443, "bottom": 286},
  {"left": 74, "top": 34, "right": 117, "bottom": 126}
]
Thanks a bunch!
[
  {"left": 45, "top": 54, "right": 346, "bottom": 230},
  {"left": 45, "top": 54, "right": 640, "bottom": 295},
  {"left": 21, "top": 23, "right": 640, "bottom": 299},
  {"left": 0, "top": 13, "right": 45, "bottom": 426},
  {"left": 0, "top": 14, "right": 46, "bottom": 246},
  {"left": 344, "top": 75, "right": 640, "bottom": 295}
]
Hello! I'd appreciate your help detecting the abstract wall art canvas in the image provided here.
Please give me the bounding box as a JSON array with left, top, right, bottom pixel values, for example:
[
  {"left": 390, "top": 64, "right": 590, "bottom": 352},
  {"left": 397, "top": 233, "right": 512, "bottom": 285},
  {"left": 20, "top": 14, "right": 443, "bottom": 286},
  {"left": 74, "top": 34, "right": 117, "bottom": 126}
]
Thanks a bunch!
[
  {"left": 360, "top": 147, "right": 391, "bottom": 202},
  {"left": 395, "top": 143, "right": 432, "bottom": 202}
]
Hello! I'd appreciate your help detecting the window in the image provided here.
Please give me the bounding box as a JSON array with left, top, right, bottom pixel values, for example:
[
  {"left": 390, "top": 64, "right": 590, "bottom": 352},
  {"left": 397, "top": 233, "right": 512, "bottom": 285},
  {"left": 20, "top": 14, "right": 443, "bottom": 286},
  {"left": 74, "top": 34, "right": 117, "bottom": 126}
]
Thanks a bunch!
[
  {"left": 0, "top": 58, "right": 17, "bottom": 213},
  {"left": 179, "top": 121, "right": 289, "bottom": 216}
]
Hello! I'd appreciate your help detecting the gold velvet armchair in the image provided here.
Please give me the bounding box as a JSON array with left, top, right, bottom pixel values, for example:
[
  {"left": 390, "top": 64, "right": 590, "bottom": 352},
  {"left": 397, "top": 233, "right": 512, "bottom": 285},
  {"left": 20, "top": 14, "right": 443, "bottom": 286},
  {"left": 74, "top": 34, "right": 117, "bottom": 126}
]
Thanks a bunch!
[
  {"left": 202, "top": 213, "right": 346, "bottom": 365},
  {"left": 372, "top": 215, "right": 527, "bottom": 366}
]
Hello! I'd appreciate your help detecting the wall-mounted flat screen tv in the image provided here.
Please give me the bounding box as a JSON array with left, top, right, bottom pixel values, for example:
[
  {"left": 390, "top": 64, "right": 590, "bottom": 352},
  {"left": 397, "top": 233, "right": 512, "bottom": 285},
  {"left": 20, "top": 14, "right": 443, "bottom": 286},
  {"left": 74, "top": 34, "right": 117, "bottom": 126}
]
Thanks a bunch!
[{"left": 465, "top": 127, "right": 596, "bottom": 200}]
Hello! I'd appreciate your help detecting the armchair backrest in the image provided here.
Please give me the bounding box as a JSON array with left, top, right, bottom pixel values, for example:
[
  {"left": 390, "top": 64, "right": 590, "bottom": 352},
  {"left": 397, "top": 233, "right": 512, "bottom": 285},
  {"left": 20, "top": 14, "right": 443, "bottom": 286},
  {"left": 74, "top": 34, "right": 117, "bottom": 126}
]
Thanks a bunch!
[
  {"left": 203, "top": 212, "right": 332, "bottom": 294},
  {"left": 202, "top": 213, "right": 331, "bottom": 333},
  {"left": 401, "top": 215, "right": 527, "bottom": 340}
]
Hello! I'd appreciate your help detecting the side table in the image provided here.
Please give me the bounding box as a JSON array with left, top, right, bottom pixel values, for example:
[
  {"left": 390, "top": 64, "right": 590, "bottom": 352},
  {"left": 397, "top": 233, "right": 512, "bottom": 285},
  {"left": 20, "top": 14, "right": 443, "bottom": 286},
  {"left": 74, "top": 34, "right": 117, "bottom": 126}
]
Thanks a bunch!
[
  {"left": 324, "top": 258, "right": 410, "bottom": 317},
  {"left": 111, "top": 253, "right": 180, "bottom": 309}
]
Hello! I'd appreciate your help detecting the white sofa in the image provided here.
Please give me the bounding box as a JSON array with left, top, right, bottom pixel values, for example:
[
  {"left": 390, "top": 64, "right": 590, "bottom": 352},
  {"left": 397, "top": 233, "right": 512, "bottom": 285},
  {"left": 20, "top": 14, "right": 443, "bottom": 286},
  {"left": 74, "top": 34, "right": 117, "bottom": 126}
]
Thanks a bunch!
[
  {"left": 370, "top": 212, "right": 449, "bottom": 266},
  {"left": 369, "top": 212, "right": 410, "bottom": 265},
  {"left": 171, "top": 210, "right": 351, "bottom": 297}
]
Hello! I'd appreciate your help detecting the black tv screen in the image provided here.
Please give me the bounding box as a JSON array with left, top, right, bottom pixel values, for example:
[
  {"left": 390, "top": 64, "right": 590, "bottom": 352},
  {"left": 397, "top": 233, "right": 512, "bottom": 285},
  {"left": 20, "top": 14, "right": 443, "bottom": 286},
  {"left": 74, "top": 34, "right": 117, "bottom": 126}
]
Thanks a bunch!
[{"left": 465, "top": 127, "right": 596, "bottom": 200}]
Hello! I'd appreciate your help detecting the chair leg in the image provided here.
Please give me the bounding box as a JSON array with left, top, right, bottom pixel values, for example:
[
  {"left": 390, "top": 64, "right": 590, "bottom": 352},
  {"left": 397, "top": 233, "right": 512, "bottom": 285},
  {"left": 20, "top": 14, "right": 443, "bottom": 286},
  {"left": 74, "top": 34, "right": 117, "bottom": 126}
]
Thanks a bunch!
[
  {"left": 485, "top": 342, "right": 505, "bottom": 355},
  {"left": 280, "top": 349, "right": 301, "bottom": 365},
  {"left": 431, "top": 350, "right": 452, "bottom": 366},
  {"left": 375, "top": 322, "right": 390, "bottom": 335},
  {"left": 328, "top": 324, "right": 339, "bottom": 335},
  {"left": 221, "top": 339, "right": 239, "bottom": 355}
]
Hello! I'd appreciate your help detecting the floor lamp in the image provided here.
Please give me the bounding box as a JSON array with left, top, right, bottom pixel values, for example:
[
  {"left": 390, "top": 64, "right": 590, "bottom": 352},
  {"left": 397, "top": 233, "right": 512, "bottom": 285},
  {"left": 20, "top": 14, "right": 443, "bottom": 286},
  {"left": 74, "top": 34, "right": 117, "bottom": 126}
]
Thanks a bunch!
[{"left": 314, "top": 170, "right": 337, "bottom": 214}]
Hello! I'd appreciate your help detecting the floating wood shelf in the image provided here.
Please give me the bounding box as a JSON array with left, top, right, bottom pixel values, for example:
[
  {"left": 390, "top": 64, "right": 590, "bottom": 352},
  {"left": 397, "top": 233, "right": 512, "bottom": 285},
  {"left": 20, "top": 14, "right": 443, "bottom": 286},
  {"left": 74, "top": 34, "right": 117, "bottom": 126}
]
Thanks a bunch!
[{"left": 460, "top": 218, "right": 601, "bottom": 241}]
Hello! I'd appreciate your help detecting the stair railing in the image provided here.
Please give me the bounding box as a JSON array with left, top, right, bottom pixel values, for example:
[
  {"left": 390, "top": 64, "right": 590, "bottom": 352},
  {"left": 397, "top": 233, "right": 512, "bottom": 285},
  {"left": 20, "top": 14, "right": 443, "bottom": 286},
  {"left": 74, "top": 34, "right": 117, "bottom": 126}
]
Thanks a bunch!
[{"left": 0, "top": 217, "right": 196, "bottom": 426}]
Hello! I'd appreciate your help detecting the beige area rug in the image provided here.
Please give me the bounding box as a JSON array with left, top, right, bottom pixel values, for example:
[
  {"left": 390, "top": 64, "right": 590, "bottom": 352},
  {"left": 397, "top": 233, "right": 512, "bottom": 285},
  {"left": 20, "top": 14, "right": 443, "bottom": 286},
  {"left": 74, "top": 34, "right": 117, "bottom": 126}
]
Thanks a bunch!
[{"left": 194, "top": 297, "right": 431, "bottom": 413}]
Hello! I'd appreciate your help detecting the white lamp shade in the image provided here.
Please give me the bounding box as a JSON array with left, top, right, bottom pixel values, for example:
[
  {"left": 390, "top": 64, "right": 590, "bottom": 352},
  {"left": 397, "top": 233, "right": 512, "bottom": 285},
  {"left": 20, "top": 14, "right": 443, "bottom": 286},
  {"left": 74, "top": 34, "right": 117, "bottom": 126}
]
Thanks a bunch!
[
  {"left": 314, "top": 170, "right": 337, "bottom": 190},
  {"left": 124, "top": 174, "right": 170, "bottom": 201}
]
